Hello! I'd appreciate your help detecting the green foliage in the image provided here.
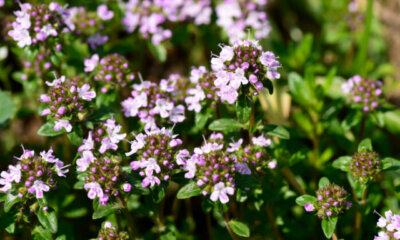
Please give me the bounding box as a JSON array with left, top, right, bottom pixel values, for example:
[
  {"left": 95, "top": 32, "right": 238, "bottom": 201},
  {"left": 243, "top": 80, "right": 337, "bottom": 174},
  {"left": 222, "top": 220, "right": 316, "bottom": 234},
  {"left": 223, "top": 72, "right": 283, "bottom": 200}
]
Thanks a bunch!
[{"left": 228, "top": 220, "right": 250, "bottom": 238}]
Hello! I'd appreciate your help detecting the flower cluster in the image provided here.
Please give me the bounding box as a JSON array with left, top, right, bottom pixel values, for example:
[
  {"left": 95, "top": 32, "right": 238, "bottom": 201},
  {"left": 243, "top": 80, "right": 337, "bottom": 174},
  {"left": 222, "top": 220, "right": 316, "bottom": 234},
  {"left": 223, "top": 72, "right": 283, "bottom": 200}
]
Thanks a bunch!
[
  {"left": 77, "top": 118, "right": 129, "bottom": 205},
  {"left": 64, "top": 6, "right": 109, "bottom": 49},
  {"left": 179, "top": 133, "right": 274, "bottom": 204},
  {"left": 121, "top": 74, "right": 188, "bottom": 129},
  {"left": 126, "top": 127, "right": 185, "bottom": 188},
  {"left": 342, "top": 75, "right": 382, "bottom": 112},
  {"left": 185, "top": 66, "right": 220, "bottom": 112},
  {"left": 0, "top": 146, "right": 68, "bottom": 199},
  {"left": 8, "top": 2, "right": 65, "bottom": 48},
  {"left": 96, "top": 221, "right": 129, "bottom": 240},
  {"left": 40, "top": 75, "right": 96, "bottom": 132},
  {"left": 85, "top": 54, "right": 135, "bottom": 92},
  {"left": 211, "top": 40, "right": 281, "bottom": 103},
  {"left": 350, "top": 150, "right": 381, "bottom": 184},
  {"left": 374, "top": 210, "right": 400, "bottom": 240},
  {"left": 346, "top": 1, "right": 364, "bottom": 30},
  {"left": 122, "top": 0, "right": 211, "bottom": 45},
  {"left": 216, "top": 0, "right": 271, "bottom": 41},
  {"left": 304, "top": 183, "right": 351, "bottom": 218},
  {"left": 21, "top": 45, "right": 59, "bottom": 79}
]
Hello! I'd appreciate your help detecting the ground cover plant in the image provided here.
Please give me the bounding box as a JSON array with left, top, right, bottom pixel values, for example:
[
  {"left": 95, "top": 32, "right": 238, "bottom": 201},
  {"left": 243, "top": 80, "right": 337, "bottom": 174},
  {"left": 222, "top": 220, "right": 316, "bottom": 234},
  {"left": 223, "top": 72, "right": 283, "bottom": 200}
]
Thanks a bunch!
[{"left": 0, "top": 0, "right": 400, "bottom": 239}]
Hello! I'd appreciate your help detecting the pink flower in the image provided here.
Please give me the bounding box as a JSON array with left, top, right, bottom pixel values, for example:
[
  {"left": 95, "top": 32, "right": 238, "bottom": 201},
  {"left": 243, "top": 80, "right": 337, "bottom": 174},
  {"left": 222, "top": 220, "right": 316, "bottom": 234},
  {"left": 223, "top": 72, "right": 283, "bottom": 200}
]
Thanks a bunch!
[
  {"left": 252, "top": 135, "right": 271, "bottom": 147},
  {"left": 219, "top": 45, "right": 234, "bottom": 61},
  {"left": 123, "top": 183, "right": 132, "bottom": 192},
  {"left": 84, "top": 182, "right": 104, "bottom": 199},
  {"left": 84, "top": 54, "right": 99, "bottom": 72},
  {"left": 304, "top": 203, "right": 315, "bottom": 212},
  {"left": 39, "top": 94, "right": 51, "bottom": 102},
  {"left": 77, "top": 151, "right": 96, "bottom": 172},
  {"left": 40, "top": 148, "right": 58, "bottom": 163},
  {"left": 227, "top": 138, "right": 243, "bottom": 152},
  {"left": 142, "top": 176, "right": 161, "bottom": 188},
  {"left": 97, "top": 4, "right": 114, "bottom": 21},
  {"left": 210, "top": 182, "right": 234, "bottom": 204},
  {"left": 0, "top": 164, "right": 21, "bottom": 183},
  {"left": 28, "top": 180, "right": 50, "bottom": 198},
  {"left": 54, "top": 160, "right": 69, "bottom": 177},
  {"left": 54, "top": 119, "right": 72, "bottom": 132},
  {"left": 78, "top": 84, "right": 96, "bottom": 101},
  {"left": 78, "top": 131, "right": 94, "bottom": 152},
  {"left": 142, "top": 158, "right": 161, "bottom": 176}
]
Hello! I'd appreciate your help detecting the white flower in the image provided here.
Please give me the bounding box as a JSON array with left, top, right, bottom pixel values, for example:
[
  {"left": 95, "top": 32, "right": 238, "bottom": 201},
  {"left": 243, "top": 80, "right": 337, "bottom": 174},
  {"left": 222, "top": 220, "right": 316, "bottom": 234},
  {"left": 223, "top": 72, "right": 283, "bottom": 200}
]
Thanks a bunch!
[
  {"left": 84, "top": 182, "right": 104, "bottom": 199},
  {"left": 252, "top": 135, "right": 271, "bottom": 147},
  {"left": 78, "top": 84, "right": 96, "bottom": 101},
  {"left": 84, "top": 54, "right": 99, "bottom": 72},
  {"left": 54, "top": 119, "right": 72, "bottom": 132},
  {"left": 219, "top": 46, "right": 234, "bottom": 62},
  {"left": 210, "top": 182, "right": 234, "bottom": 204}
]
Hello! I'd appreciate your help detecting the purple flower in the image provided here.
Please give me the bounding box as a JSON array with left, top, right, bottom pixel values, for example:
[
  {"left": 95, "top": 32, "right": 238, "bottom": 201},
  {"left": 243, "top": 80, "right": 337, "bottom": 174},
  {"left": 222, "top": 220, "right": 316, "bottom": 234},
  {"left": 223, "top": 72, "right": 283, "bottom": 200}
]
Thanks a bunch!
[
  {"left": 97, "top": 5, "right": 114, "bottom": 21},
  {"left": 126, "top": 133, "right": 147, "bottom": 156},
  {"left": 0, "top": 164, "right": 22, "bottom": 186},
  {"left": 28, "top": 180, "right": 50, "bottom": 198},
  {"left": 87, "top": 33, "right": 108, "bottom": 49},
  {"left": 304, "top": 203, "right": 315, "bottom": 212},
  {"left": 210, "top": 182, "right": 234, "bottom": 204},
  {"left": 234, "top": 163, "right": 251, "bottom": 175}
]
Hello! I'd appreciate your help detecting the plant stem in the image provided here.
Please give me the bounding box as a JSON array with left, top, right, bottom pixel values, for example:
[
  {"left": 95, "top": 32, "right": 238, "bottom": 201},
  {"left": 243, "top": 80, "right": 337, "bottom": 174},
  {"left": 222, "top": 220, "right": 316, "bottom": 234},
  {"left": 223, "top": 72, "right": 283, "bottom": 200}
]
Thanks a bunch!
[
  {"left": 206, "top": 212, "right": 215, "bottom": 240},
  {"left": 265, "top": 203, "right": 283, "bottom": 240},
  {"left": 354, "top": 187, "right": 368, "bottom": 240},
  {"left": 248, "top": 101, "right": 256, "bottom": 141},
  {"left": 281, "top": 167, "right": 307, "bottom": 195},
  {"left": 118, "top": 195, "right": 137, "bottom": 240},
  {"left": 357, "top": 113, "right": 367, "bottom": 144},
  {"left": 332, "top": 233, "right": 338, "bottom": 240},
  {"left": 223, "top": 212, "right": 239, "bottom": 240},
  {"left": 157, "top": 198, "right": 166, "bottom": 233}
]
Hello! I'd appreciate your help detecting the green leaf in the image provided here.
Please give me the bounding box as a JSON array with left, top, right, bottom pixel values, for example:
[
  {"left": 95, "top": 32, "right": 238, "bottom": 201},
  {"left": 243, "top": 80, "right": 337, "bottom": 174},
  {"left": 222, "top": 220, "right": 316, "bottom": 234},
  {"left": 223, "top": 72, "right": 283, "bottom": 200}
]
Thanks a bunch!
[
  {"left": 208, "top": 119, "right": 243, "bottom": 132},
  {"left": 0, "top": 91, "right": 16, "bottom": 126},
  {"left": 32, "top": 226, "right": 53, "bottom": 240},
  {"left": 295, "top": 195, "right": 317, "bottom": 206},
  {"left": 228, "top": 220, "right": 250, "bottom": 238},
  {"left": 341, "top": 110, "right": 362, "bottom": 131},
  {"left": 148, "top": 43, "right": 167, "bottom": 62},
  {"left": 194, "top": 110, "right": 209, "bottom": 130},
  {"left": 383, "top": 110, "right": 400, "bottom": 135},
  {"left": 358, "top": 138, "right": 372, "bottom": 152},
  {"left": 177, "top": 182, "right": 202, "bottom": 199},
  {"left": 347, "top": 172, "right": 367, "bottom": 199},
  {"left": 332, "top": 156, "right": 352, "bottom": 172},
  {"left": 5, "top": 223, "right": 15, "bottom": 234},
  {"left": 382, "top": 157, "right": 400, "bottom": 171},
  {"left": 288, "top": 72, "right": 312, "bottom": 107},
  {"left": 92, "top": 201, "right": 121, "bottom": 220},
  {"left": 0, "top": 210, "right": 17, "bottom": 231},
  {"left": 67, "top": 125, "right": 83, "bottom": 146},
  {"left": 318, "top": 177, "right": 330, "bottom": 189},
  {"left": 263, "top": 125, "right": 290, "bottom": 139},
  {"left": 38, "top": 122, "right": 65, "bottom": 137},
  {"left": 4, "top": 191, "right": 22, "bottom": 212},
  {"left": 236, "top": 95, "right": 252, "bottom": 123},
  {"left": 321, "top": 217, "right": 337, "bottom": 239},
  {"left": 37, "top": 207, "right": 58, "bottom": 233},
  {"left": 152, "top": 182, "right": 168, "bottom": 203}
]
